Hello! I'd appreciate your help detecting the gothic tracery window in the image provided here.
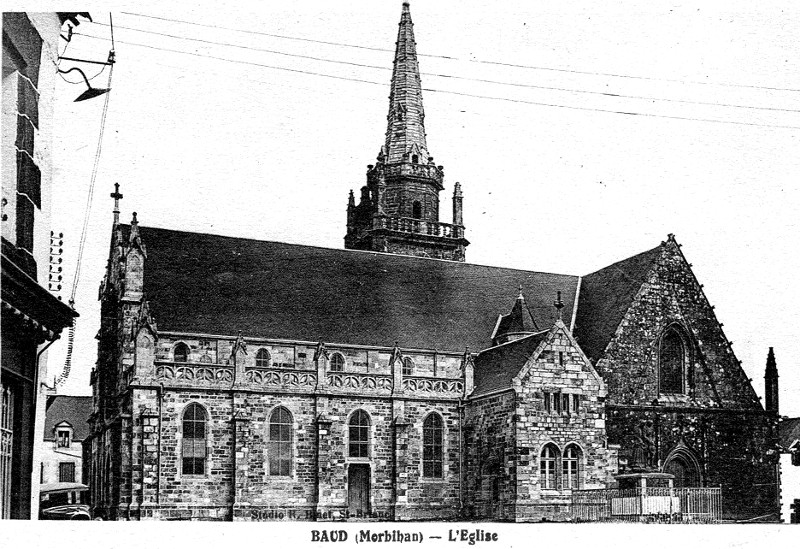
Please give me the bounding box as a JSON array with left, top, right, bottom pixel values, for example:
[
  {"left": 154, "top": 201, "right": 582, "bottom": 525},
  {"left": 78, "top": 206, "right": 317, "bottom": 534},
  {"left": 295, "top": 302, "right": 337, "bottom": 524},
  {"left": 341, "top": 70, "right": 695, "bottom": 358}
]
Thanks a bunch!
[
  {"left": 268, "top": 407, "right": 293, "bottom": 476},
  {"left": 349, "top": 410, "right": 370, "bottom": 458},
  {"left": 422, "top": 413, "right": 444, "bottom": 478},
  {"left": 660, "top": 328, "right": 686, "bottom": 394},
  {"left": 182, "top": 403, "right": 206, "bottom": 476}
]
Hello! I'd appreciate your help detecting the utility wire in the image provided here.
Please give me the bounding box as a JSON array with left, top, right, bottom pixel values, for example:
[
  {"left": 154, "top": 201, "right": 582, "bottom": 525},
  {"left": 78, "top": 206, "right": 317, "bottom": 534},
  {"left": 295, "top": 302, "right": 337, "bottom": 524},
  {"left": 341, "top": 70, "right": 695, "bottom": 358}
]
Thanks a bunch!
[
  {"left": 71, "top": 33, "right": 800, "bottom": 131},
  {"left": 115, "top": 11, "right": 800, "bottom": 94},
  {"left": 82, "top": 23, "right": 800, "bottom": 114},
  {"left": 70, "top": 64, "right": 114, "bottom": 302}
]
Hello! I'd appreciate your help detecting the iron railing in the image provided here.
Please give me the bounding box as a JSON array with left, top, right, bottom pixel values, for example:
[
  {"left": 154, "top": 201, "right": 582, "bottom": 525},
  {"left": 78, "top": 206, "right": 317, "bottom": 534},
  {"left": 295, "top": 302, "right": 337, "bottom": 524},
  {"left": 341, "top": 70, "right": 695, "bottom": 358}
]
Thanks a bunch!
[{"left": 571, "top": 486, "right": 721, "bottom": 523}]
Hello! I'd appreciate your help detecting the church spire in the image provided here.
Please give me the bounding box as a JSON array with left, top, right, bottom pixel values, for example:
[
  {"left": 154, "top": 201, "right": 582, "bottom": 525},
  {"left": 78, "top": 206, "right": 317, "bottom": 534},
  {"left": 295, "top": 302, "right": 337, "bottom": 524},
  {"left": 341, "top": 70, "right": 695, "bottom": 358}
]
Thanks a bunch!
[
  {"left": 344, "top": 3, "right": 468, "bottom": 261},
  {"left": 384, "top": 2, "right": 429, "bottom": 165}
]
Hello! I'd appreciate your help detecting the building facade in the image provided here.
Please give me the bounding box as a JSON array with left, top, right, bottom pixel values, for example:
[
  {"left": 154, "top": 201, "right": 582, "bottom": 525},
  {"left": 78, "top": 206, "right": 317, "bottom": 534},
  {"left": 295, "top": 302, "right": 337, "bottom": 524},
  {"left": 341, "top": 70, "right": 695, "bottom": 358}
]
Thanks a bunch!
[
  {"left": 86, "top": 3, "right": 779, "bottom": 522},
  {"left": 1, "top": 12, "right": 82, "bottom": 519},
  {"left": 40, "top": 395, "right": 92, "bottom": 485}
]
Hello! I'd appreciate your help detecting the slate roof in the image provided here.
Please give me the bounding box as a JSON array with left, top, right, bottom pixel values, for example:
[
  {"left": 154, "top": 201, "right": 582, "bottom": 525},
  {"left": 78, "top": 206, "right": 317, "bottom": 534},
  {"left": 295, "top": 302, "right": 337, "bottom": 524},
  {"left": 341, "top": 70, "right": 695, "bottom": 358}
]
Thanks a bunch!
[
  {"left": 472, "top": 332, "right": 549, "bottom": 397},
  {"left": 43, "top": 396, "right": 92, "bottom": 441},
  {"left": 573, "top": 244, "right": 664, "bottom": 363},
  {"left": 779, "top": 418, "right": 800, "bottom": 449},
  {"left": 132, "top": 226, "right": 579, "bottom": 353}
]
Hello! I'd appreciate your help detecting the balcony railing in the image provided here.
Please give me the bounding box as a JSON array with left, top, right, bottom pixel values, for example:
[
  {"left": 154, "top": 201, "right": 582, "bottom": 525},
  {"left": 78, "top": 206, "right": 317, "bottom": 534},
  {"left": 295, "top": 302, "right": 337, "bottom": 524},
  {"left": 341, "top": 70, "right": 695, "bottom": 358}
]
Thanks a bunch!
[
  {"left": 379, "top": 162, "right": 443, "bottom": 184},
  {"left": 326, "top": 372, "right": 393, "bottom": 395},
  {"left": 245, "top": 367, "right": 317, "bottom": 389},
  {"left": 153, "top": 361, "right": 464, "bottom": 398},
  {"left": 402, "top": 376, "right": 464, "bottom": 396},
  {"left": 155, "top": 361, "right": 233, "bottom": 384},
  {"left": 570, "top": 487, "right": 721, "bottom": 523},
  {"left": 373, "top": 216, "right": 464, "bottom": 239}
]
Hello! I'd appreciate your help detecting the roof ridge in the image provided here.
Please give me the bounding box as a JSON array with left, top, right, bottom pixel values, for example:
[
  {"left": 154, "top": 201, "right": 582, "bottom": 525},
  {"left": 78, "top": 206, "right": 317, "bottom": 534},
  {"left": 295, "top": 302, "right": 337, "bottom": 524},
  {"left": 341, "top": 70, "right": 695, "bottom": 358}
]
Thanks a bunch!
[
  {"left": 130, "top": 223, "right": 583, "bottom": 277},
  {"left": 582, "top": 243, "right": 663, "bottom": 279}
]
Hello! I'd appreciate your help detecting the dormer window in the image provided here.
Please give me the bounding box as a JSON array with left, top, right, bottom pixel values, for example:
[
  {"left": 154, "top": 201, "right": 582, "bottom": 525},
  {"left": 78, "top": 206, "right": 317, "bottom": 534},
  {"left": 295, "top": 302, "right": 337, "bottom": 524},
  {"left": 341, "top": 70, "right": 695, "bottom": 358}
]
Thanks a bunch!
[
  {"left": 402, "top": 357, "right": 414, "bottom": 376},
  {"left": 256, "top": 348, "right": 271, "bottom": 368},
  {"left": 330, "top": 352, "right": 345, "bottom": 372},
  {"left": 56, "top": 427, "right": 71, "bottom": 448},
  {"left": 411, "top": 154, "right": 419, "bottom": 164},
  {"left": 174, "top": 342, "right": 189, "bottom": 363}
]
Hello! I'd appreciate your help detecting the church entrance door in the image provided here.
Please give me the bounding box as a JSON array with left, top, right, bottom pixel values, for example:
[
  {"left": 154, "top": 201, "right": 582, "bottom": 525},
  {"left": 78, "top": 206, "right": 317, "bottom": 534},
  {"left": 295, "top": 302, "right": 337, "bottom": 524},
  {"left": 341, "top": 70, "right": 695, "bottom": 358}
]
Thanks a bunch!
[
  {"left": 347, "top": 464, "right": 370, "bottom": 517},
  {"left": 664, "top": 455, "right": 700, "bottom": 487}
]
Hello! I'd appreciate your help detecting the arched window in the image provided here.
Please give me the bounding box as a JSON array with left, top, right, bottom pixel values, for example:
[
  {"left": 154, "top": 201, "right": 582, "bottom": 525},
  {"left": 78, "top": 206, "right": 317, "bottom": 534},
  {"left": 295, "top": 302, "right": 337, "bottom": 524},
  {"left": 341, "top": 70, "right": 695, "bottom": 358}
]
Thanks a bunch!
[
  {"left": 174, "top": 342, "right": 189, "bottom": 363},
  {"left": 411, "top": 154, "right": 419, "bottom": 164},
  {"left": 349, "top": 410, "right": 370, "bottom": 458},
  {"left": 563, "top": 445, "right": 581, "bottom": 489},
  {"left": 256, "top": 348, "right": 271, "bottom": 368},
  {"left": 540, "top": 444, "right": 558, "bottom": 489},
  {"left": 199, "top": 354, "right": 212, "bottom": 364},
  {"left": 412, "top": 201, "right": 422, "bottom": 219},
  {"left": 330, "top": 353, "right": 345, "bottom": 372},
  {"left": 422, "top": 414, "right": 444, "bottom": 478},
  {"left": 268, "top": 407, "right": 293, "bottom": 476},
  {"left": 182, "top": 403, "right": 206, "bottom": 475},
  {"left": 402, "top": 357, "right": 414, "bottom": 376},
  {"left": 660, "top": 328, "right": 685, "bottom": 394}
]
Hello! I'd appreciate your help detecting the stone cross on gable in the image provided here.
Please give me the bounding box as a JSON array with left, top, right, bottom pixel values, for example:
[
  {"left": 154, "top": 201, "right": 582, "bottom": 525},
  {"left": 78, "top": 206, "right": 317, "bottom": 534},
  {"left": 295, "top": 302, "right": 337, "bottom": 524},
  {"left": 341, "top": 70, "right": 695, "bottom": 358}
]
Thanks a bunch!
[{"left": 110, "top": 182, "right": 123, "bottom": 224}]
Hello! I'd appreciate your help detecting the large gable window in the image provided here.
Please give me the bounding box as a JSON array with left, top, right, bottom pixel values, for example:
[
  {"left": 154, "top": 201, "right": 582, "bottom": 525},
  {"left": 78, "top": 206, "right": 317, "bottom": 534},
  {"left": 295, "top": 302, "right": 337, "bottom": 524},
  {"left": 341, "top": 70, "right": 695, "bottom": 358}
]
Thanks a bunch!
[
  {"left": 422, "top": 413, "right": 444, "bottom": 478},
  {"left": 660, "top": 328, "right": 686, "bottom": 394},
  {"left": 349, "top": 410, "right": 370, "bottom": 458},
  {"left": 182, "top": 403, "right": 207, "bottom": 476},
  {"left": 268, "top": 407, "right": 293, "bottom": 476}
]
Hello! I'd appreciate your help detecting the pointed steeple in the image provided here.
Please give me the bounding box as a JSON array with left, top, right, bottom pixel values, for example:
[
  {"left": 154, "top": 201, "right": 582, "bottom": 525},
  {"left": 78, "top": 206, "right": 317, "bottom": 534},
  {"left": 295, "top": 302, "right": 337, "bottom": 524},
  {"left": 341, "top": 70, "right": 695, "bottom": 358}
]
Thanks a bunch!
[
  {"left": 128, "top": 212, "right": 146, "bottom": 257},
  {"left": 344, "top": 3, "right": 468, "bottom": 261},
  {"left": 384, "top": 2, "right": 429, "bottom": 165},
  {"left": 764, "top": 347, "right": 779, "bottom": 414},
  {"left": 492, "top": 288, "right": 540, "bottom": 345}
]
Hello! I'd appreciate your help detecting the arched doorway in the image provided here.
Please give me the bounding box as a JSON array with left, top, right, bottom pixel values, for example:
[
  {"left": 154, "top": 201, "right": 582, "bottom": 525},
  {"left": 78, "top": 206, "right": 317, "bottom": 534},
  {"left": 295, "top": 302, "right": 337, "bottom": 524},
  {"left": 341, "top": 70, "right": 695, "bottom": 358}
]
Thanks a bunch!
[{"left": 663, "top": 447, "right": 702, "bottom": 487}]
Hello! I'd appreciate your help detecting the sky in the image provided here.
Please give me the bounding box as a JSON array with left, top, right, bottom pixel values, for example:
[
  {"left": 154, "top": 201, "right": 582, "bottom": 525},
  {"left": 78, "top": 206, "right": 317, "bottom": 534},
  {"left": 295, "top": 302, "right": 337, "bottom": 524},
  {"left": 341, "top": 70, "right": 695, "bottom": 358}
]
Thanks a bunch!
[{"left": 27, "top": 0, "right": 799, "bottom": 415}]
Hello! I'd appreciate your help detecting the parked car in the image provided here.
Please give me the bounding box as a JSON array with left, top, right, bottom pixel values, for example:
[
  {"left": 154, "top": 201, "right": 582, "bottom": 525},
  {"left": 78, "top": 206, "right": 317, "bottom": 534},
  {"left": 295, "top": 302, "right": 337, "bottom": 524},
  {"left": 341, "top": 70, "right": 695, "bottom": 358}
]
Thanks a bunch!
[{"left": 39, "top": 482, "right": 92, "bottom": 520}]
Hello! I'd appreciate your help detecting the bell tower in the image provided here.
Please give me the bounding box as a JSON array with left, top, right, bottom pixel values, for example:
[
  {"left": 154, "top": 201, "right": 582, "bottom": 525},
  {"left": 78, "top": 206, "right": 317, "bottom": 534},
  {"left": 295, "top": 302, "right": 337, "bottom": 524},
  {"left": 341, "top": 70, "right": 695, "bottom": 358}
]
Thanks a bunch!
[{"left": 345, "top": 2, "right": 469, "bottom": 261}]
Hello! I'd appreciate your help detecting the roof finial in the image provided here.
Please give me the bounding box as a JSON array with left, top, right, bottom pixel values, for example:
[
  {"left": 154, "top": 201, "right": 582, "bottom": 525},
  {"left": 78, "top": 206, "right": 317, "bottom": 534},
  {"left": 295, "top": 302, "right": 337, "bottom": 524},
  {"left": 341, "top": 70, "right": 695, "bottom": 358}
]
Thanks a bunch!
[
  {"left": 110, "top": 182, "right": 123, "bottom": 225},
  {"left": 554, "top": 290, "right": 564, "bottom": 321}
]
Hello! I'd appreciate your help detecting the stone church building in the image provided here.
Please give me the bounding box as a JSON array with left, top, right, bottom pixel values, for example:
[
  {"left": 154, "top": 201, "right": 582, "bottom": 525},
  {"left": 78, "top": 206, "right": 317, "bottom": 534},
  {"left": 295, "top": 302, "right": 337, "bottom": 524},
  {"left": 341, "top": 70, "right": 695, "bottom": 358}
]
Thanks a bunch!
[{"left": 86, "top": 3, "right": 780, "bottom": 522}]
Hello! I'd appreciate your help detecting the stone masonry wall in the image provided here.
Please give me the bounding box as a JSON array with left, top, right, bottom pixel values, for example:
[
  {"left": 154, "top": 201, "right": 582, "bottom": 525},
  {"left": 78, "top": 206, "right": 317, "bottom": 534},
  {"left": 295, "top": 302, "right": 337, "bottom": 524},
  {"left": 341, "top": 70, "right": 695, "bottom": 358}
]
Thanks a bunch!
[
  {"left": 463, "top": 391, "right": 516, "bottom": 520},
  {"left": 512, "top": 326, "right": 617, "bottom": 522},
  {"left": 596, "top": 239, "right": 779, "bottom": 520},
  {"left": 126, "top": 381, "right": 463, "bottom": 521}
]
